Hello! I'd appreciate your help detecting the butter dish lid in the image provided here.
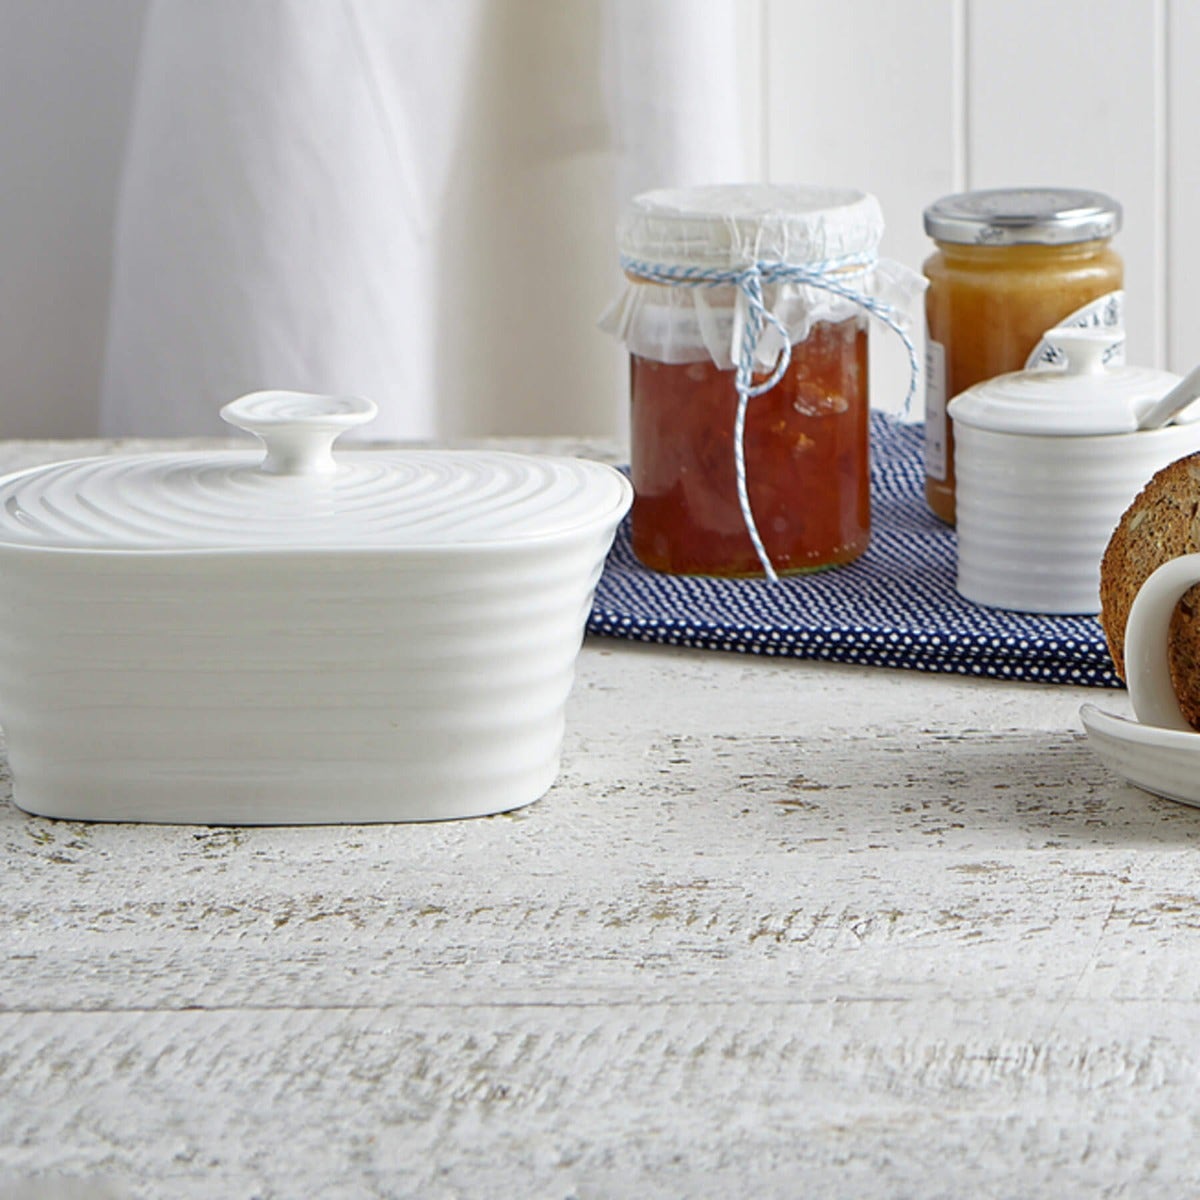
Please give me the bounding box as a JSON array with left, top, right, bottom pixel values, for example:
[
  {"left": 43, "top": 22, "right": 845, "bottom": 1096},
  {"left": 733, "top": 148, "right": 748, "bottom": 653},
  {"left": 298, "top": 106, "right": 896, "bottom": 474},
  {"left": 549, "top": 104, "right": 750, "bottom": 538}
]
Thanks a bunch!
[
  {"left": 947, "top": 329, "right": 1188, "bottom": 436},
  {"left": 0, "top": 392, "right": 633, "bottom": 553}
]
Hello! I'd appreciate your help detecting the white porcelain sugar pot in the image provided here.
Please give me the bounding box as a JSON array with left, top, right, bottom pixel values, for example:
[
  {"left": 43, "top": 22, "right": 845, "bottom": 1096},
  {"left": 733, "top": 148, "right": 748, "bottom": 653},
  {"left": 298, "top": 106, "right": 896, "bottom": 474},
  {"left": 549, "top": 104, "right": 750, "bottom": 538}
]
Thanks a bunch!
[{"left": 948, "top": 328, "right": 1200, "bottom": 615}]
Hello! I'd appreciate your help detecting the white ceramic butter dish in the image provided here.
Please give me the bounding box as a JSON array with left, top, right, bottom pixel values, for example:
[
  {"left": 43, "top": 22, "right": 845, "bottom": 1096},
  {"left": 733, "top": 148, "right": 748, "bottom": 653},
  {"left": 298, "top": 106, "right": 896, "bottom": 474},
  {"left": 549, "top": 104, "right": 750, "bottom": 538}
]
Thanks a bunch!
[
  {"left": 948, "top": 328, "right": 1200, "bottom": 615},
  {"left": 0, "top": 391, "right": 632, "bottom": 824}
]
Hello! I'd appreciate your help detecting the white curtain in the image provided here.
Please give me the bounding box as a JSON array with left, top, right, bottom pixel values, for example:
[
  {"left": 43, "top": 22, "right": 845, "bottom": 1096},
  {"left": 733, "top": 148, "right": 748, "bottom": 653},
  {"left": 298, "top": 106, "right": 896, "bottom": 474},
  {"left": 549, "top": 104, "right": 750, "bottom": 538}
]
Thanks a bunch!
[{"left": 92, "top": 0, "right": 747, "bottom": 440}]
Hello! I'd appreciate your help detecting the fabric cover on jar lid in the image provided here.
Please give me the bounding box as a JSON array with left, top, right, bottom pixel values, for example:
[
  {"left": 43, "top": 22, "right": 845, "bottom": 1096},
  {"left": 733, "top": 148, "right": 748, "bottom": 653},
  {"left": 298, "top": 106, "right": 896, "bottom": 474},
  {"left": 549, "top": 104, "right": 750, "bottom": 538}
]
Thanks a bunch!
[
  {"left": 601, "top": 184, "right": 924, "bottom": 369},
  {"left": 618, "top": 184, "right": 884, "bottom": 269}
]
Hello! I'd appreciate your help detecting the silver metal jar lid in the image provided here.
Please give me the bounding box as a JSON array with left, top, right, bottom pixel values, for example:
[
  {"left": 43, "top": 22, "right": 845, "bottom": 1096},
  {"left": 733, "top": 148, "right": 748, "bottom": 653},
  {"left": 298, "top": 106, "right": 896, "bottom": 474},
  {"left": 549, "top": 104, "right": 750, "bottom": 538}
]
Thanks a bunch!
[{"left": 923, "top": 188, "right": 1121, "bottom": 246}]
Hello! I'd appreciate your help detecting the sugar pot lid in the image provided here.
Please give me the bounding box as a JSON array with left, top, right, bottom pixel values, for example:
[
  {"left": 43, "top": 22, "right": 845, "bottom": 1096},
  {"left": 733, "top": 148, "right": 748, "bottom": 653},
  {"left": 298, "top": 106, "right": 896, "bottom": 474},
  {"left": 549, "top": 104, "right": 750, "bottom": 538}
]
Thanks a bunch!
[
  {"left": 0, "top": 391, "right": 633, "bottom": 552},
  {"left": 947, "top": 329, "right": 1190, "bottom": 436}
]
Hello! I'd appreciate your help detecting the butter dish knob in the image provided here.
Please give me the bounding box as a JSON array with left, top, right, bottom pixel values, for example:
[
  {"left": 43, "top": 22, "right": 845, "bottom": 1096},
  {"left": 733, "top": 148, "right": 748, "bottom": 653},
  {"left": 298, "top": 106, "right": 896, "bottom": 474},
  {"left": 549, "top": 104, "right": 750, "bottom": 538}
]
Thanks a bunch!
[{"left": 221, "top": 391, "right": 378, "bottom": 476}]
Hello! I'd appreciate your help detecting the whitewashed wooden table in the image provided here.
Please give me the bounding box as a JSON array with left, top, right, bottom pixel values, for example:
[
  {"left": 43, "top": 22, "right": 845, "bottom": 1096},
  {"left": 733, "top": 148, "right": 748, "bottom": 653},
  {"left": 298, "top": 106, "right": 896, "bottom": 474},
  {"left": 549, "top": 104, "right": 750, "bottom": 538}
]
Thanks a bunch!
[{"left": 1, "top": 438, "right": 1198, "bottom": 1199}]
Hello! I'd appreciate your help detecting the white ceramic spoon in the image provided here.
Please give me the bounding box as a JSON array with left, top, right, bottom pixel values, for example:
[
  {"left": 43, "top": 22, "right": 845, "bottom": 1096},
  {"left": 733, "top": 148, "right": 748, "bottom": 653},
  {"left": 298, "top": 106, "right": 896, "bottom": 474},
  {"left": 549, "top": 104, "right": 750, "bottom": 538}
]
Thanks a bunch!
[{"left": 1136, "top": 363, "right": 1200, "bottom": 430}]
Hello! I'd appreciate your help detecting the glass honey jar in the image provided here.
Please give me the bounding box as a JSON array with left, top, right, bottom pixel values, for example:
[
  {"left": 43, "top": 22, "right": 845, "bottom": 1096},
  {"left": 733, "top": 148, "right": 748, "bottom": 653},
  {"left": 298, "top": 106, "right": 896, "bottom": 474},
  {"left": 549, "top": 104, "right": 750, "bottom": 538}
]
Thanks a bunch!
[{"left": 922, "top": 188, "right": 1124, "bottom": 525}]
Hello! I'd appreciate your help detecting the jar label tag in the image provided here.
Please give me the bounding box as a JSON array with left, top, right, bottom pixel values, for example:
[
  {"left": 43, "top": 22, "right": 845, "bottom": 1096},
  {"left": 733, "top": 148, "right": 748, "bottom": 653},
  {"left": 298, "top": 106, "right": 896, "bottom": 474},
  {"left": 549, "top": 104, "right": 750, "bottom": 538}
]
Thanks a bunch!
[
  {"left": 924, "top": 334, "right": 948, "bottom": 480},
  {"left": 1025, "top": 290, "right": 1126, "bottom": 370}
]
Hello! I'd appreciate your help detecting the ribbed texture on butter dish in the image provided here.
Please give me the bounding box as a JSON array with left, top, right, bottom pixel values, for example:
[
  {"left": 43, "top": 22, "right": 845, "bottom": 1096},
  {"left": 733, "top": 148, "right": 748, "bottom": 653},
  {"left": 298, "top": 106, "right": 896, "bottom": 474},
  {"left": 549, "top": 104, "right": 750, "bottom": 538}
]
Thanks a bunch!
[
  {"left": 0, "top": 450, "right": 630, "bottom": 552},
  {"left": 0, "top": 393, "right": 634, "bottom": 823},
  {"left": 0, "top": 529, "right": 619, "bottom": 823}
]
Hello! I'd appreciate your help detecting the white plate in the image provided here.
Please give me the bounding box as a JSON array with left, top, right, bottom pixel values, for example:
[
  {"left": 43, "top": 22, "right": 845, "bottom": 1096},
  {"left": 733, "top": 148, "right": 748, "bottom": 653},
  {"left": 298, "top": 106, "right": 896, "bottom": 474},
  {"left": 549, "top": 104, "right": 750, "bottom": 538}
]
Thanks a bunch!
[{"left": 1080, "top": 703, "right": 1200, "bottom": 808}]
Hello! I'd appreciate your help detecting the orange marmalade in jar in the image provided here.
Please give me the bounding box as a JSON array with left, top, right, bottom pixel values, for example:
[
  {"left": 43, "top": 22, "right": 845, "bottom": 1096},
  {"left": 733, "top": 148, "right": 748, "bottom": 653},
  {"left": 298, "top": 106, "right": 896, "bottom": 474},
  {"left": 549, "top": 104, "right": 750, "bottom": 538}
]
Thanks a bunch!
[
  {"left": 630, "top": 319, "right": 868, "bottom": 576},
  {"left": 605, "top": 185, "right": 917, "bottom": 579},
  {"left": 923, "top": 188, "right": 1123, "bottom": 525}
]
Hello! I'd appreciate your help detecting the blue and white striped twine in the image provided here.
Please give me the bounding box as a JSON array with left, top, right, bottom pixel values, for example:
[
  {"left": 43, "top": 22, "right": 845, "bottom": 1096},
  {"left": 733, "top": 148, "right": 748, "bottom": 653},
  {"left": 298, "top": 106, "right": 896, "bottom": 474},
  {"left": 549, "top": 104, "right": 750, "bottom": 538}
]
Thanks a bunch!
[{"left": 621, "top": 250, "right": 920, "bottom": 582}]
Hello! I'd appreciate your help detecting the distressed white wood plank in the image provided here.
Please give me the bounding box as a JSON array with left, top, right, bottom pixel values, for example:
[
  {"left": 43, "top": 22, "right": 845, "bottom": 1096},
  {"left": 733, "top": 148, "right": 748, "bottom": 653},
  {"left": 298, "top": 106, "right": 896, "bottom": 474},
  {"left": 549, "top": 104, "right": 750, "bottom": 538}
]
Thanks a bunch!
[
  {"left": 0, "top": 649, "right": 1191, "bottom": 1015},
  {"left": 1167, "top": 0, "right": 1200, "bottom": 372},
  {"left": 764, "top": 0, "right": 961, "bottom": 415},
  {"left": 4, "top": 1001, "right": 1200, "bottom": 1198},
  {"left": 2, "top": 648, "right": 1196, "bottom": 1012},
  {"left": 968, "top": 0, "right": 1166, "bottom": 367},
  {"left": 6, "top": 436, "right": 1200, "bottom": 1194}
]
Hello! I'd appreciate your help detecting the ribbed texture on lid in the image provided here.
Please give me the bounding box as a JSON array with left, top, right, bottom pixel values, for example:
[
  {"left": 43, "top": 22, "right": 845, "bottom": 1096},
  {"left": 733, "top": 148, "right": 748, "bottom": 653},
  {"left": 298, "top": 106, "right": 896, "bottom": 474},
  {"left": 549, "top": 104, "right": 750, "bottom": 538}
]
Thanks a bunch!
[
  {"left": 0, "top": 450, "right": 633, "bottom": 552},
  {"left": 948, "top": 362, "right": 1182, "bottom": 435}
]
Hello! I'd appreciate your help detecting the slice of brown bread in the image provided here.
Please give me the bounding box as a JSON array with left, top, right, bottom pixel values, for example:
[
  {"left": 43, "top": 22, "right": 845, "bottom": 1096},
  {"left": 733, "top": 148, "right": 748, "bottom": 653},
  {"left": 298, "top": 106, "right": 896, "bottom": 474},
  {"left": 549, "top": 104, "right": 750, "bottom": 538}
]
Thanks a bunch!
[{"left": 1099, "top": 452, "right": 1200, "bottom": 729}]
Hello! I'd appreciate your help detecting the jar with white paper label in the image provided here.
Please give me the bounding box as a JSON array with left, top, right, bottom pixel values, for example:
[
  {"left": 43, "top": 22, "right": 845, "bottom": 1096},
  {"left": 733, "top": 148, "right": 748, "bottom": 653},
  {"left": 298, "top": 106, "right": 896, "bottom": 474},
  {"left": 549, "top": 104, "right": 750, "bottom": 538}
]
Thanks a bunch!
[{"left": 922, "top": 188, "right": 1124, "bottom": 525}]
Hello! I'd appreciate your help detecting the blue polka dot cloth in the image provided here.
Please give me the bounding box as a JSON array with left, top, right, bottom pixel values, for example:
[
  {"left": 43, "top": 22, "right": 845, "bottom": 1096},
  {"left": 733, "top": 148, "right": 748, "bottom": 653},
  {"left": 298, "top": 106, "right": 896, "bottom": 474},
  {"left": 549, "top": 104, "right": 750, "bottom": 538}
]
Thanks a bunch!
[{"left": 587, "top": 414, "right": 1122, "bottom": 688}]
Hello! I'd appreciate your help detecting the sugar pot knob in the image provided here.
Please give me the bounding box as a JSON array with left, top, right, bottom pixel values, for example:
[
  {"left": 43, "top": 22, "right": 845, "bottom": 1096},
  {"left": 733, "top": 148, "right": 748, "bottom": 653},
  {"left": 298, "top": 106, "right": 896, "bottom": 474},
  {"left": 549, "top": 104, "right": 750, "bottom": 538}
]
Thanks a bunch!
[
  {"left": 1043, "top": 326, "right": 1121, "bottom": 375},
  {"left": 221, "top": 391, "right": 378, "bottom": 476}
]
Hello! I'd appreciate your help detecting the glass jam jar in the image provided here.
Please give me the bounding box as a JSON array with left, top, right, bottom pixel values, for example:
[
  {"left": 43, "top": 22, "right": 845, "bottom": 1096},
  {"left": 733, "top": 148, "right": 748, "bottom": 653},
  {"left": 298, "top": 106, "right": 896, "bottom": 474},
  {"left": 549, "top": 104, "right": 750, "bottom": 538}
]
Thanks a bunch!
[
  {"left": 629, "top": 318, "right": 868, "bottom": 576},
  {"left": 606, "top": 184, "right": 906, "bottom": 578},
  {"left": 922, "top": 188, "right": 1123, "bottom": 525}
]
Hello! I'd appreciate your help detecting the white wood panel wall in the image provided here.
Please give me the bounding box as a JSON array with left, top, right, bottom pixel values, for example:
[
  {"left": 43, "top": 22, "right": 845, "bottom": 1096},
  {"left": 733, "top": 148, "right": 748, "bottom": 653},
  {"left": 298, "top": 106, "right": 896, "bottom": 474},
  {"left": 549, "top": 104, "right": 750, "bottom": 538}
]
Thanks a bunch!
[
  {"left": 1169, "top": 0, "right": 1200, "bottom": 372},
  {"left": 746, "top": 0, "right": 1185, "bottom": 413},
  {"left": 0, "top": 2, "right": 1190, "bottom": 437}
]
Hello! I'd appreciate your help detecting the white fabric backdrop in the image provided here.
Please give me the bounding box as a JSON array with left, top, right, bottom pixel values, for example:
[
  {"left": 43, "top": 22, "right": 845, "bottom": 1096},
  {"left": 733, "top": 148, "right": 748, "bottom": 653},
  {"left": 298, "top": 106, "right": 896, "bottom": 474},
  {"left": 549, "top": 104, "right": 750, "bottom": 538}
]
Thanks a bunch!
[{"left": 94, "top": 0, "right": 746, "bottom": 439}]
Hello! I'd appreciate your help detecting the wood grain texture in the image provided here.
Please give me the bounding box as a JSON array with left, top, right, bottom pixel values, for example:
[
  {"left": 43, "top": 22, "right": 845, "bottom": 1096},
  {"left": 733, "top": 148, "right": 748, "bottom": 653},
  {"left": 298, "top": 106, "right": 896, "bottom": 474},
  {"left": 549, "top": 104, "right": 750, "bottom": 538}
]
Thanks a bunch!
[{"left": 2, "top": 440, "right": 1199, "bottom": 1196}]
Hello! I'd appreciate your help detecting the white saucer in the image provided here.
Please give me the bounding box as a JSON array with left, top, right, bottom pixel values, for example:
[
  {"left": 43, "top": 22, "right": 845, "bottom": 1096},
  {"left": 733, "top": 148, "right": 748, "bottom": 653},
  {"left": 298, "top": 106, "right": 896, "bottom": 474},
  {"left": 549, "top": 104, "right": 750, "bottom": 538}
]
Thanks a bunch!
[{"left": 1080, "top": 703, "right": 1200, "bottom": 808}]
